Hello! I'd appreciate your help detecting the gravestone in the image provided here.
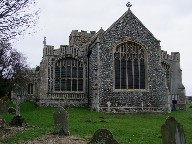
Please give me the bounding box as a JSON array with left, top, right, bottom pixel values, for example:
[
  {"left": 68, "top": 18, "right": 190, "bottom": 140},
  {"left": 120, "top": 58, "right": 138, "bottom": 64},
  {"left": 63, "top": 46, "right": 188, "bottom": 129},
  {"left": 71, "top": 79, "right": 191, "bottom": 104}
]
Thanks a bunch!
[
  {"left": 53, "top": 106, "right": 70, "bottom": 136},
  {"left": 0, "top": 118, "right": 6, "bottom": 128},
  {"left": 88, "top": 129, "right": 118, "bottom": 144},
  {"left": 0, "top": 101, "right": 8, "bottom": 114},
  {"left": 161, "top": 116, "right": 186, "bottom": 144}
]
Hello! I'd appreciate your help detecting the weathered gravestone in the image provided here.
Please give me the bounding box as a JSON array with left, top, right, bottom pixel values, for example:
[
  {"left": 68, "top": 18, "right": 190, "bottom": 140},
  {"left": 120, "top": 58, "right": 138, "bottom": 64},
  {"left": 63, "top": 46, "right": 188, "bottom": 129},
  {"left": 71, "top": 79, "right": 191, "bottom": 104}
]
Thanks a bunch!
[
  {"left": 88, "top": 129, "right": 118, "bottom": 144},
  {"left": 0, "top": 101, "right": 8, "bottom": 114},
  {"left": 53, "top": 106, "right": 70, "bottom": 135},
  {"left": 0, "top": 118, "right": 6, "bottom": 128},
  {"left": 161, "top": 116, "right": 186, "bottom": 144}
]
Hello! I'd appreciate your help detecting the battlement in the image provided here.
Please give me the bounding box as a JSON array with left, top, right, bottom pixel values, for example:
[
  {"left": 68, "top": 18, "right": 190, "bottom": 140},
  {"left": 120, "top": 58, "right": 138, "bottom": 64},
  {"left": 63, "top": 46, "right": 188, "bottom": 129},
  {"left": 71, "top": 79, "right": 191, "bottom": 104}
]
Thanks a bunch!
[
  {"left": 71, "top": 30, "right": 96, "bottom": 36},
  {"left": 69, "top": 30, "right": 96, "bottom": 46},
  {"left": 161, "top": 50, "right": 180, "bottom": 61}
]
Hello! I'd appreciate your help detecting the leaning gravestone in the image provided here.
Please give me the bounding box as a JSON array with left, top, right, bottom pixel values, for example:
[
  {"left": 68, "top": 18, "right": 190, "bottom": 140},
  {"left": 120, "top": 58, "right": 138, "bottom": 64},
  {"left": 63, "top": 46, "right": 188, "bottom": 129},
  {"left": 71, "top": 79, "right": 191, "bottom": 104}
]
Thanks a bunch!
[
  {"left": 88, "top": 129, "right": 118, "bottom": 144},
  {"left": 161, "top": 116, "right": 186, "bottom": 144},
  {"left": 53, "top": 106, "right": 70, "bottom": 136}
]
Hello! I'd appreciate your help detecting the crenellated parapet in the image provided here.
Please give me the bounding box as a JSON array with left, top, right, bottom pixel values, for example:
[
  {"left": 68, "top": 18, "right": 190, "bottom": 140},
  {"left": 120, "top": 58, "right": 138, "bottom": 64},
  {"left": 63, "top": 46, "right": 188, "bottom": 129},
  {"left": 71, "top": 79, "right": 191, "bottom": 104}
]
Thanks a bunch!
[
  {"left": 69, "top": 30, "right": 96, "bottom": 47},
  {"left": 43, "top": 44, "right": 84, "bottom": 61},
  {"left": 161, "top": 50, "right": 180, "bottom": 62}
]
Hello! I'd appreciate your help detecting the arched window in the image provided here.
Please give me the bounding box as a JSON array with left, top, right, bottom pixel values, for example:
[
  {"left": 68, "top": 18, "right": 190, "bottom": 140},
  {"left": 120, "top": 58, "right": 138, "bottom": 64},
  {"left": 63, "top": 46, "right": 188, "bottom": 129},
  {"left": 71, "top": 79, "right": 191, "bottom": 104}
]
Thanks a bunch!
[
  {"left": 161, "top": 61, "right": 170, "bottom": 91},
  {"left": 114, "top": 41, "right": 146, "bottom": 89},
  {"left": 54, "top": 58, "right": 84, "bottom": 91}
]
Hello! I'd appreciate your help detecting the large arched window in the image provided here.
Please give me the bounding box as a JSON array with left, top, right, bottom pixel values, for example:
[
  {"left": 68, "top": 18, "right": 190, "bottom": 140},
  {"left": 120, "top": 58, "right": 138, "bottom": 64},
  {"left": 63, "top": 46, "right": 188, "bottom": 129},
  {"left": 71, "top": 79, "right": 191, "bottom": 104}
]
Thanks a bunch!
[
  {"left": 114, "top": 41, "right": 146, "bottom": 89},
  {"left": 54, "top": 58, "right": 83, "bottom": 91}
]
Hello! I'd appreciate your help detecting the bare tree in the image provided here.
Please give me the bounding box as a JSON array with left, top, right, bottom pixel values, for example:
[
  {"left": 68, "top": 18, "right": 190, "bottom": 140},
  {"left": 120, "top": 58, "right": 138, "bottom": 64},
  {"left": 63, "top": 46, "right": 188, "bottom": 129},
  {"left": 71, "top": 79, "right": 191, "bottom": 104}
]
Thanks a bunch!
[
  {"left": 0, "top": 0, "right": 39, "bottom": 98},
  {"left": 0, "top": 0, "right": 39, "bottom": 41},
  {"left": 0, "top": 40, "right": 30, "bottom": 98}
]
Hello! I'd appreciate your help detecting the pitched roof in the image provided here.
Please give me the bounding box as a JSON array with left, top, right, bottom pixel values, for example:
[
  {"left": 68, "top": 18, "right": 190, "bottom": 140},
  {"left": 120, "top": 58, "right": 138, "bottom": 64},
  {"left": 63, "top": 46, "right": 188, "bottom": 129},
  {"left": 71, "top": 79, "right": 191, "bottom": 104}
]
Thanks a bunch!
[{"left": 104, "top": 8, "right": 159, "bottom": 41}]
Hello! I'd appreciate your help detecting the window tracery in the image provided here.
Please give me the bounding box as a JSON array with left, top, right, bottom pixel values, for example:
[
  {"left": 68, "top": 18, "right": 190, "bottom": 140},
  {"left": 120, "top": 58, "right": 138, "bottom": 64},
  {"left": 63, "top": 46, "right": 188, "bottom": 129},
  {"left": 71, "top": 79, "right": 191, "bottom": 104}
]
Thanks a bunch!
[
  {"left": 114, "top": 41, "right": 146, "bottom": 89},
  {"left": 54, "top": 58, "right": 84, "bottom": 91}
]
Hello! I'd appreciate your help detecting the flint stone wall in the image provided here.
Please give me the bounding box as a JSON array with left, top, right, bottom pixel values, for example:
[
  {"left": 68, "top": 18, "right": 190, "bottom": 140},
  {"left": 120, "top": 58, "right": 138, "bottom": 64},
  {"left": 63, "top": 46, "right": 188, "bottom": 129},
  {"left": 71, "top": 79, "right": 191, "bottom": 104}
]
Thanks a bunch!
[{"left": 89, "top": 10, "right": 168, "bottom": 111}]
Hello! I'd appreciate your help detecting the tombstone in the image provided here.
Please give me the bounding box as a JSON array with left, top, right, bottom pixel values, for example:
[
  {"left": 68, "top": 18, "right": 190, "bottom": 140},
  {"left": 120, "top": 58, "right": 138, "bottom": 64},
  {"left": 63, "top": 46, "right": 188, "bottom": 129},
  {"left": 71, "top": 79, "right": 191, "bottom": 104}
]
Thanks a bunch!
[
  {"left": 106, "top": 101, "right": 111, "bottom": 113},
  {"left": 0, "top": 118, "right": 6, "bottom": 128},
  {"left": 88, "top": 129, "right": 118, "bottom": 144},
  {"left": 53, "top": 106, "right": 70, "bottom": 135},
  {"left": 161, "top": 116, "right": 186, "bottom": 144},
  {"left": 0, "top": 101, "right": 8, "bottom": 114}
]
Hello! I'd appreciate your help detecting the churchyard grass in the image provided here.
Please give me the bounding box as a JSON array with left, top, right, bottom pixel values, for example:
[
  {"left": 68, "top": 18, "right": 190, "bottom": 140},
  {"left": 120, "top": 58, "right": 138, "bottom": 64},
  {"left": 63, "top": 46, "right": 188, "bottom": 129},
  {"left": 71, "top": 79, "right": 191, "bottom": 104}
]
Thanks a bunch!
[{"left": 1, "top": 101, "right": 192, "bottom": 144}]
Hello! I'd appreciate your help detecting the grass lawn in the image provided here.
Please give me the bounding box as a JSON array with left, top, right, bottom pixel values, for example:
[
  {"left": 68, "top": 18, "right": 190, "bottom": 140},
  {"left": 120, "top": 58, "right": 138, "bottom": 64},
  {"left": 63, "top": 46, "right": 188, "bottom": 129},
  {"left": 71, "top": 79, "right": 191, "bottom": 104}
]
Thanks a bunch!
[{"left": 1, "top": 101, "right": 192, "bottom": 144}]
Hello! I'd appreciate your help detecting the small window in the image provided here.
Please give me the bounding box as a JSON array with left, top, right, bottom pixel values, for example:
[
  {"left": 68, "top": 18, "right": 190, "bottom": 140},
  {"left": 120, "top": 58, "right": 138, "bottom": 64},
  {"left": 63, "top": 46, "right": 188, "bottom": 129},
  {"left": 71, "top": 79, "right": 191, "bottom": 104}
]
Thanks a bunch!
[{"left": 28, "top": 84, "right": 33, "bottom": 94}]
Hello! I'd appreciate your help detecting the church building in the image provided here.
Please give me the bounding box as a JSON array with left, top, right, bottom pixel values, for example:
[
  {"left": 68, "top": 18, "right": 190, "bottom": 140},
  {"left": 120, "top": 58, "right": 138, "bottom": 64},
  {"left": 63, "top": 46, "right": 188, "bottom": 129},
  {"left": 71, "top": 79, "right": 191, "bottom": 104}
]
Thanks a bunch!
[{"left": 23, "top": 3, "right": 186, "bottom": 112}]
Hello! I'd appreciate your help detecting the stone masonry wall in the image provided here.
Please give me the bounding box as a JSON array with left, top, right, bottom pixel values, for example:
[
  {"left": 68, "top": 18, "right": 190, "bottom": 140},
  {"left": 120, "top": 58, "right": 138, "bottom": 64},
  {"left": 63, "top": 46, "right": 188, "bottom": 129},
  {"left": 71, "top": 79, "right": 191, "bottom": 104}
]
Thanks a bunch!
[
  {"left": 96, "top": 10, "right": 168, "bottom": 112},
  {"left": 88, "top": 40, "right": 99, "bottom": 110},
  {"left": 161, "top": 51, "right": 186, "bottom": 109}
]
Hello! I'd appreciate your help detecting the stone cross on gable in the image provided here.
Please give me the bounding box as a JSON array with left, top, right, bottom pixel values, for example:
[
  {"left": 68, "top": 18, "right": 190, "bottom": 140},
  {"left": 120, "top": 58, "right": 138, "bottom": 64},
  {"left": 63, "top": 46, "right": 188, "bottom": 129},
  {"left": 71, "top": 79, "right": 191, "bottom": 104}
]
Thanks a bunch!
[{"left": 126, "top": 2, "right": 132, "bottom": 9}]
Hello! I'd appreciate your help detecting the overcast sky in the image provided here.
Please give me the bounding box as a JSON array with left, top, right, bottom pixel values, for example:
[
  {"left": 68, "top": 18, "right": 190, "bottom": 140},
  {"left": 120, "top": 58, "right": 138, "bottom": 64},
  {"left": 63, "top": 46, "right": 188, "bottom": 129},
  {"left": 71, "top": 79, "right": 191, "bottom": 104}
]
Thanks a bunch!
[{"left": 15, "top": 0, "right": 192, "bottom": 96}]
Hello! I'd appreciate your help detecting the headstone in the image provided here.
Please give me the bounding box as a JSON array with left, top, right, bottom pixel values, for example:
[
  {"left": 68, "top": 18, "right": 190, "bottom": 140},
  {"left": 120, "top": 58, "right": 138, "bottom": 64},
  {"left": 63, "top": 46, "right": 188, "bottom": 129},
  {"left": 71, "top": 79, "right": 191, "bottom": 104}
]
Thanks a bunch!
[
  {"left": 106, "top": 101, "right": 111, "bottom": 113},
  {"left": 88, "top": 129, "right": 118, "bottom": 144},
  {"left": 0, "top": 118, "right": 6, "bottom": 128},
  {"left": 0, "top": 101, "right": 8, "bottom": 114},
  {"left": 53, "top": 106, "right": 70, "bottom": 135},
  {"left": 161, "top": 116, "right": 186, "bottom": 144}
]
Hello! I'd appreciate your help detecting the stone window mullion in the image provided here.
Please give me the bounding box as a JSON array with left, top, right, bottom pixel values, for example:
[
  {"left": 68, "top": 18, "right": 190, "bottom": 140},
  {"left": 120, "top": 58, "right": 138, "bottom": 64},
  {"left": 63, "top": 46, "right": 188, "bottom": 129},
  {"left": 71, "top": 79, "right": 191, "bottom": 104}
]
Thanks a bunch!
[
  {"left": 138, "top": 50, "right": 141, "bottom": 89},
  {"left": 126, "top": 43, "right": 128, "bottom": 89},
  {"left": 132, "top": 45, "right": 134, "bottom": 89}
]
